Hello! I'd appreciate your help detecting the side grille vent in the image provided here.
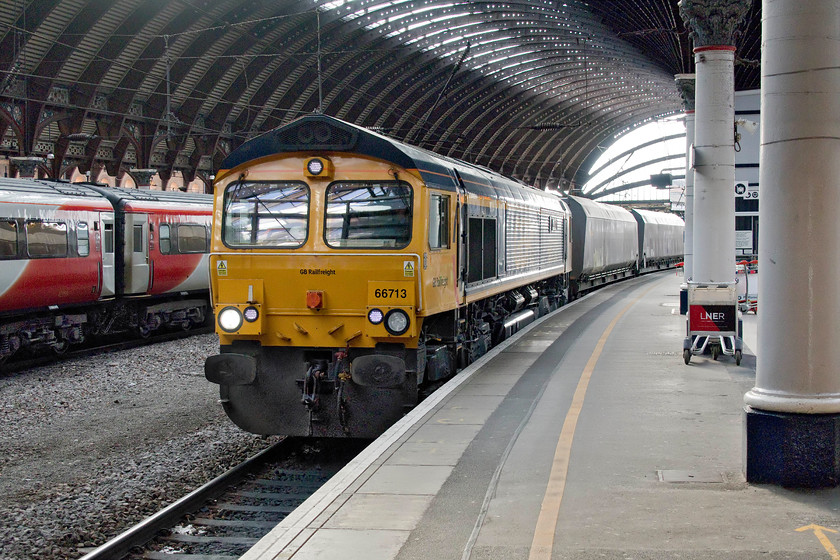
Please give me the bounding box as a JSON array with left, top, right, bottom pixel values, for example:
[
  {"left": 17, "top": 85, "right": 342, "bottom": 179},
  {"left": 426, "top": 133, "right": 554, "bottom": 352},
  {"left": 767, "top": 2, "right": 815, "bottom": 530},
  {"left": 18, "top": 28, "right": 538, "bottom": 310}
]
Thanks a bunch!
[{"left": 274, "top": 118, "right": 358, "bottom": 151}]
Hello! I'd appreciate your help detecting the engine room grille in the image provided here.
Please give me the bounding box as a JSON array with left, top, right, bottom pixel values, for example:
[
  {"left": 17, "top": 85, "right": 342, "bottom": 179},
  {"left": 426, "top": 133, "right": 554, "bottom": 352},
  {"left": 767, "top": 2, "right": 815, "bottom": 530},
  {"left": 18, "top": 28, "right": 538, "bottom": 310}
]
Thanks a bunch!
[{"left": 273, "top": 119, "right": 358, "bottom": 151}]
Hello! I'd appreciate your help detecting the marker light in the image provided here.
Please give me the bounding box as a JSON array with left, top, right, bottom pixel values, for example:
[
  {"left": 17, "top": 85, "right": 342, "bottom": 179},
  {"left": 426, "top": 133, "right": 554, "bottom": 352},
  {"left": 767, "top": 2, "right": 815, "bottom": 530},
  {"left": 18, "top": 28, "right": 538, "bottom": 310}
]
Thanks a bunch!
[
  {"left": 368, "top": 308, "right": 384, "bottom": 325},
  {"left": 218, "top": 306, "right": 244, "bottom": 332},
  {"left": 243, "top": 306, "right": 259, "bottom": 322},
  {"left": 384, "top": 309, "right": 410, "bottom": 336},
  {"left": 307, "top": 158, "right": 324, "bottom": 175}
]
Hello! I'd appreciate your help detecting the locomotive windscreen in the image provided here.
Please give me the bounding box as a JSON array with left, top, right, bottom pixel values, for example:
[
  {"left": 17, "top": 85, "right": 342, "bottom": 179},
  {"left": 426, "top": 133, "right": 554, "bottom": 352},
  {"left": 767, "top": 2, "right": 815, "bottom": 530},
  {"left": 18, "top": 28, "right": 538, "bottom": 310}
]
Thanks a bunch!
[
  {"left": 324, "top": 181, "right": 412, "bottom": 249},
  {"left": 222, "top": 181, "right": 310, "bottom": 248}
]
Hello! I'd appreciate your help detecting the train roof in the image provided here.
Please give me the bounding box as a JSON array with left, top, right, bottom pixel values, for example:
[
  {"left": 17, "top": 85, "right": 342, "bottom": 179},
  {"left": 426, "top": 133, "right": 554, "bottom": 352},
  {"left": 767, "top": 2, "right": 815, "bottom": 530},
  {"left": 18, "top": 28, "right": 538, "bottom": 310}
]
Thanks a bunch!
[
  {"left": 630, "top": 208, "right": 685, "bottom": 227},
  {"left": 565, "top": 195, "right": 636, "bottom": 223},
  {"left": 87, "top": 185, "right": 213, "bottom": 210},
  {"left": 0, "top": 177, "right": 113, "bottom": 209},
  {"left": 220, "top": 114, "right": 563, "bottom": 208},
  {"left": 0, "top": 178, "right": 212, "bottom": 213}
]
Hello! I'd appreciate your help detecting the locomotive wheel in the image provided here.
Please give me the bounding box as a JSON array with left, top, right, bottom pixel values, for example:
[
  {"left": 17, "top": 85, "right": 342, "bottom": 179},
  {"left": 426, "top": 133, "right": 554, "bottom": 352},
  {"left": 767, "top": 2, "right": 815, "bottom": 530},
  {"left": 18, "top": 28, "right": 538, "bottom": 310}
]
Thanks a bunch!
[
  {"left": 683, "top": 348, "right": 691, "bottom": 365},
  {"left": 52, "top": 339, "right": 69, "bottom": 355},
  {"left": 735, "top": 349, "right": 743, "bottom": 366}
]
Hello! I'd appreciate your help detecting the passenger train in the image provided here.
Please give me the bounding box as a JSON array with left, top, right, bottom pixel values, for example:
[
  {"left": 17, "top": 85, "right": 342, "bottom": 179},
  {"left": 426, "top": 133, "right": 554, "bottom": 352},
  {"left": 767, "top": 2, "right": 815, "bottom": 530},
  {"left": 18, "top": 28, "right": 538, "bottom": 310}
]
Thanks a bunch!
[
  {"left": 0, "top": 179, "right": 213, "bottom": 362},
  {"left": 204, "top": 114, "right": 684, "bottom": 438}
]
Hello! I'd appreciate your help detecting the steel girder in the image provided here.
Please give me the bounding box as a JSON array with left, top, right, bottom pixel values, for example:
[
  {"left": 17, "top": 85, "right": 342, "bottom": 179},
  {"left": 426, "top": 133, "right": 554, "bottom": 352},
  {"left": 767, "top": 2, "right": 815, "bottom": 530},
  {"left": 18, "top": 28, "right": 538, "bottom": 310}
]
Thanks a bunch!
[{"left": 0, "top": 0, "right": 758, "bottom": 190}]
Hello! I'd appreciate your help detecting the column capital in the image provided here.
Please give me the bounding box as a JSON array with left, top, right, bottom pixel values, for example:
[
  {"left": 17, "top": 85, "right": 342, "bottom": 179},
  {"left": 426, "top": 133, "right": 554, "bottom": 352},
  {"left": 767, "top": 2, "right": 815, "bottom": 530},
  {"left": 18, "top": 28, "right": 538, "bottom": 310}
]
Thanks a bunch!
[
  {"left": 678, "top": 0, "right": 751, "bottom": 48},
  {"left": 129, "top": 168, "right": 157, "bottom": 189},
  {"left": 10, "top": 156, "right": 44, "bottom": 178},
  {"left": 674, "top": 74, "right": 696, "bottom": 111}
]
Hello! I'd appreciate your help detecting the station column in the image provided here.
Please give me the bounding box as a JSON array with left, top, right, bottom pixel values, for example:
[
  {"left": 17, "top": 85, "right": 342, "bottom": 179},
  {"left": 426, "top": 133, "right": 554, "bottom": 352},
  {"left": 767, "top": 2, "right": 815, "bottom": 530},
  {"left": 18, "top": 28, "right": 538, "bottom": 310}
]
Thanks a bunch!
[
  {"left": 678, "top": 0, "right": 750, "bottom": 284},
  {"left": 743, "top": 0, "right": 840, "bottom": 487},
  {"left": 675, "top": 74, "right": 695, "bottom": 282}
]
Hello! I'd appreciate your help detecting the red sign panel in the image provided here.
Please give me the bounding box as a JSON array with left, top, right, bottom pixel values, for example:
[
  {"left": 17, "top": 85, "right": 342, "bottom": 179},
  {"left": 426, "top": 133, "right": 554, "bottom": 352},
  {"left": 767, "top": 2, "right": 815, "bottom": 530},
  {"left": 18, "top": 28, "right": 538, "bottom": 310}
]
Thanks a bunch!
[{"left": 689, "top": 304, "right": 736, "bottom": 332}]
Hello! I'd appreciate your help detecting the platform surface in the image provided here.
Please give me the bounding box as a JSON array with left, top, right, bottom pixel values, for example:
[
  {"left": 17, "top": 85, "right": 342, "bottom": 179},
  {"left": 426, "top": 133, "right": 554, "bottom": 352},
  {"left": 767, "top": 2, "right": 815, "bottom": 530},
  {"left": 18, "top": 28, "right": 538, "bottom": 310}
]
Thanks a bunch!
[{"left": 242, "top": 272, "right": 840, "bottom": 560}]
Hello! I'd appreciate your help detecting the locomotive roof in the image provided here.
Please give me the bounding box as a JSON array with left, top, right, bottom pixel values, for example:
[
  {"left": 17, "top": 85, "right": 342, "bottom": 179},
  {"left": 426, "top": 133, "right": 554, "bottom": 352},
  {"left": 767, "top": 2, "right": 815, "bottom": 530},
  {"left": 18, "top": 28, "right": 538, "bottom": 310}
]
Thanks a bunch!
[{"left": 221, "top": 114, "right": 564, "bottom": 208}]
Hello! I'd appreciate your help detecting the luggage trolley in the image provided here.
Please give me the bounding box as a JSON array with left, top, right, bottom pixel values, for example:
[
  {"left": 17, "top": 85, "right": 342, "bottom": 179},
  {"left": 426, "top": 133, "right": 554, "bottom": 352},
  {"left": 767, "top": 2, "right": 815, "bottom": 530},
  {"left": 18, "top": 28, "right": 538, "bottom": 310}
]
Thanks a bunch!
[
  {"left": 683, "top": 282, "right": 744, "bottom": 365},
  {"left": 736, "top": 260, "right": 758, "bottom": 314}
]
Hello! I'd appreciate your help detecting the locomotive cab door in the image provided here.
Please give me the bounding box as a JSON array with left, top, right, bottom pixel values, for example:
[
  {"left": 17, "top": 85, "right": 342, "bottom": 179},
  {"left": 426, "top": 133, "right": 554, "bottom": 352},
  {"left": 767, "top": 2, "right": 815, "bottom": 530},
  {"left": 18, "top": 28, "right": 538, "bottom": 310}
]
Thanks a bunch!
[
  {"left": 125, "top": 213, "right": 150, "bottom": 294},
  {"left": 452, "top": 170, "right": 467, "bottom": 304},
  {"left": 99, "top": 213, "right": 116, "bottom": 297}
]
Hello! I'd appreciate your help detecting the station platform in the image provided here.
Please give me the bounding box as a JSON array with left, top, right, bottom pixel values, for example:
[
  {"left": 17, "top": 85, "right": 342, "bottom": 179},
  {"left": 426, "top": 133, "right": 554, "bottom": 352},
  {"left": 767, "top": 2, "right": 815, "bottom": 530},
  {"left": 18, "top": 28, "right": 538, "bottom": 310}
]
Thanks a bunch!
[{"left": 242, "top": 272, "right": 840, "bottom": 560}]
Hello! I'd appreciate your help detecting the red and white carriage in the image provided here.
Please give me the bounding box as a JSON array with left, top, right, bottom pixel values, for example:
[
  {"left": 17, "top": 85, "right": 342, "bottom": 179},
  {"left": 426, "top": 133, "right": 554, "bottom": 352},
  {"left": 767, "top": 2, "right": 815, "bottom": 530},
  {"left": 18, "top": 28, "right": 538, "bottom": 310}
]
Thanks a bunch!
[{"left": 0, "top": 178, "right": 212, "bottom": 360}]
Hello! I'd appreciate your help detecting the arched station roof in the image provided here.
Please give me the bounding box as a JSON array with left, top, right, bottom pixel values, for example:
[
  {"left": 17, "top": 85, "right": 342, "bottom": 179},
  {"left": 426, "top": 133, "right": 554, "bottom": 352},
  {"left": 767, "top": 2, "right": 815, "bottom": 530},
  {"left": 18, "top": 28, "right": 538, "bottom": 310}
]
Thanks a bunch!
[{"left": 0, "top": 0, "right": 759, "bottom": 191}]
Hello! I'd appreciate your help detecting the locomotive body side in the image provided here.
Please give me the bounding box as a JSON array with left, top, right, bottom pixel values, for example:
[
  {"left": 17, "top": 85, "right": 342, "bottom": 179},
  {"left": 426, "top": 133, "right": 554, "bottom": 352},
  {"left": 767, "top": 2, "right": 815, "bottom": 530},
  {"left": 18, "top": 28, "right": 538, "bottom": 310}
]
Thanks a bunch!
[{"left": 205, "top": 115, "right": 571, "bottom": 437}]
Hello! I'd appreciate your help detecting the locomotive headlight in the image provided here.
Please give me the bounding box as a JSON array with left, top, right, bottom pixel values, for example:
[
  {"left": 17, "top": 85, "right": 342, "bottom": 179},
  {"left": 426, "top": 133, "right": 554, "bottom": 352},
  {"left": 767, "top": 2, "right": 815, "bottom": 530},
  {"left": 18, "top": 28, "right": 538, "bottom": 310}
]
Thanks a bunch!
[
  {"left": 218, "top": 306, "right": 244, "bottom": 332},
  {"left": 243, "top": 306, "right": 259, "bottom": 322},
  {"left": 384, "top": 309, "right": 410, "bottom": 336},
  {"left": 368, "top": 308, "right": 384, "bottom": 325}
]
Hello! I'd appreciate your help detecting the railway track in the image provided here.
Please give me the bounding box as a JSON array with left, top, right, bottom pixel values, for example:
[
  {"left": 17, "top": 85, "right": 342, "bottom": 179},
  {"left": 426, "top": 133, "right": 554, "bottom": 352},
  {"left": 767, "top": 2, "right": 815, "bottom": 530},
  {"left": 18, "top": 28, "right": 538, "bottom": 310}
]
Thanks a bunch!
[
  {"left": 78, "top": 437, "right": 368, "bottom": 560},
  {"left": 0, "top": 325, "right": 213, "bottom": 375}
]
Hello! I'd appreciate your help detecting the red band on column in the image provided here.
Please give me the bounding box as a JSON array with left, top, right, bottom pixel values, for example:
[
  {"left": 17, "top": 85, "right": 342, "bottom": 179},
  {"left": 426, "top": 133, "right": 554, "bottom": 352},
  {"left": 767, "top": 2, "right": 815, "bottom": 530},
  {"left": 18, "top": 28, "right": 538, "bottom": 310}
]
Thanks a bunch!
[{"left": 693, "top": 45, "right": 737, "bottom": 53}]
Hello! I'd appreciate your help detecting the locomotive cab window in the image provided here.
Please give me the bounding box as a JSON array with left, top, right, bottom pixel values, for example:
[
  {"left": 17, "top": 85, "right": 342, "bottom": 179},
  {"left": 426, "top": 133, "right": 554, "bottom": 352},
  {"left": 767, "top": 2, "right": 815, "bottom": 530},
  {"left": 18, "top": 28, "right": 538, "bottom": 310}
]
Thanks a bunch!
[
  {"left": 324, "top": 181, "right": 412, "bottom": 249},
  {"left": 223, "top": 181, "right": 309, "bottom": 248},
  {"left": 429, "top": 193, "right": 450, "bottom": 249},
  {"left": 25, "top": 221, "right": 68, "bottom": 258},
  {"left": 0, "top": 220, "right": 18, "bottom": 258}
]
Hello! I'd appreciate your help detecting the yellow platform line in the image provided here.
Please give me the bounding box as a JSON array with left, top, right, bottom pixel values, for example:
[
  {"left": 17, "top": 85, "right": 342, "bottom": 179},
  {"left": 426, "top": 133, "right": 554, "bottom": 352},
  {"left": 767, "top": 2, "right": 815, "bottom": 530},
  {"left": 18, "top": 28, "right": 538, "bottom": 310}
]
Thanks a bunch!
[{"left": 529, "top": 281, "right": 659, "bottom": 560}]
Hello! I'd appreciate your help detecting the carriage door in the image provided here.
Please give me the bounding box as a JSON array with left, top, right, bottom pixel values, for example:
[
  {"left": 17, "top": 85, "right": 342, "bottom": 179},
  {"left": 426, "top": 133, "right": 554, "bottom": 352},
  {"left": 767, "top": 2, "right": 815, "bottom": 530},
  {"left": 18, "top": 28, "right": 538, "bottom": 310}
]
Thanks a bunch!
[
  {"left": 99, "top": 213, "right": 116, "bottom": 297},
  {"left": 126, "top": 213, "right": 150, "bottom": 294}
]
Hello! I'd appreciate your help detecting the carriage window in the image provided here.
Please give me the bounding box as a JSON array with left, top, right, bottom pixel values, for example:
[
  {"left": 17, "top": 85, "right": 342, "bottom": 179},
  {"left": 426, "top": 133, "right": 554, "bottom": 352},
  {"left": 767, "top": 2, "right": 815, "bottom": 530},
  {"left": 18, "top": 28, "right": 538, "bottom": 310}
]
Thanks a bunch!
[
  {"left": 0, "top": 220, "right": 17, "bottom": 258},
  {"left": 159, "top": 224, "right": 171, "bottom": 254},
  {"left": 76, "top": 222, "right": 90, "bottom": 257},
  {"left": 104, "top": 223, "right": 114, "bottom": 253},
  {"left": 25, "top": 221, "right": 67, "bottom": 258},
  {"left": 178, "top": 224, "right": 208, "bottom": 253},
  {"left": 429, "top": 194, "right": 449, "bottom": 249},
  {"left": 223, "top": 181, "right": 309, "bottom": 248},
  {"left": 133, "top": 225, "right": 143, "bottom": 253},
  {"left": 325, "top": 181, "right": 412, "bottom": 249}
]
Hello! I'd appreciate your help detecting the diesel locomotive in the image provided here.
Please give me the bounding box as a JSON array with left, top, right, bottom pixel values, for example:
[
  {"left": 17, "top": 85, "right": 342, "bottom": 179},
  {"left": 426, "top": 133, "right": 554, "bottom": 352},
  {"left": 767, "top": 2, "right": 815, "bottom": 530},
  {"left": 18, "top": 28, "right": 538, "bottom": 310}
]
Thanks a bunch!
[{"left": 204, "top": 114, "right": 683, "bottom": 438}]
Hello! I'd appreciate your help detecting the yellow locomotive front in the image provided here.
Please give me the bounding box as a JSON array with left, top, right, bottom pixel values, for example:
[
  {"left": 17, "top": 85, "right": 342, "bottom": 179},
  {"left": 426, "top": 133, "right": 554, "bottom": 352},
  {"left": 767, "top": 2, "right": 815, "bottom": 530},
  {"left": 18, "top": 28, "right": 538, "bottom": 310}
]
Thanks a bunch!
[{"left": 205, "top": 122, "right": 456, "bottom": 437}]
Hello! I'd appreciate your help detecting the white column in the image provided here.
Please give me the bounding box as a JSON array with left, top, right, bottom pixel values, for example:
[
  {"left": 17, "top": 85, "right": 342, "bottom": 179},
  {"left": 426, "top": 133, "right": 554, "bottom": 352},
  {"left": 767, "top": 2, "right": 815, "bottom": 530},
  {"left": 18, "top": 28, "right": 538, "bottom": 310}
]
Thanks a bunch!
[
  {"left": 691, "top": 46, "right": 736, "bottom": 284},
  {"left": 683, "top": 112, "right": 695, "bottom": 279},
  {"left": 675, "top": 74, "right": 696, "bottom": 280},
  {"left": 744, "top": 0, "right": 840, "bottom": 415}
]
